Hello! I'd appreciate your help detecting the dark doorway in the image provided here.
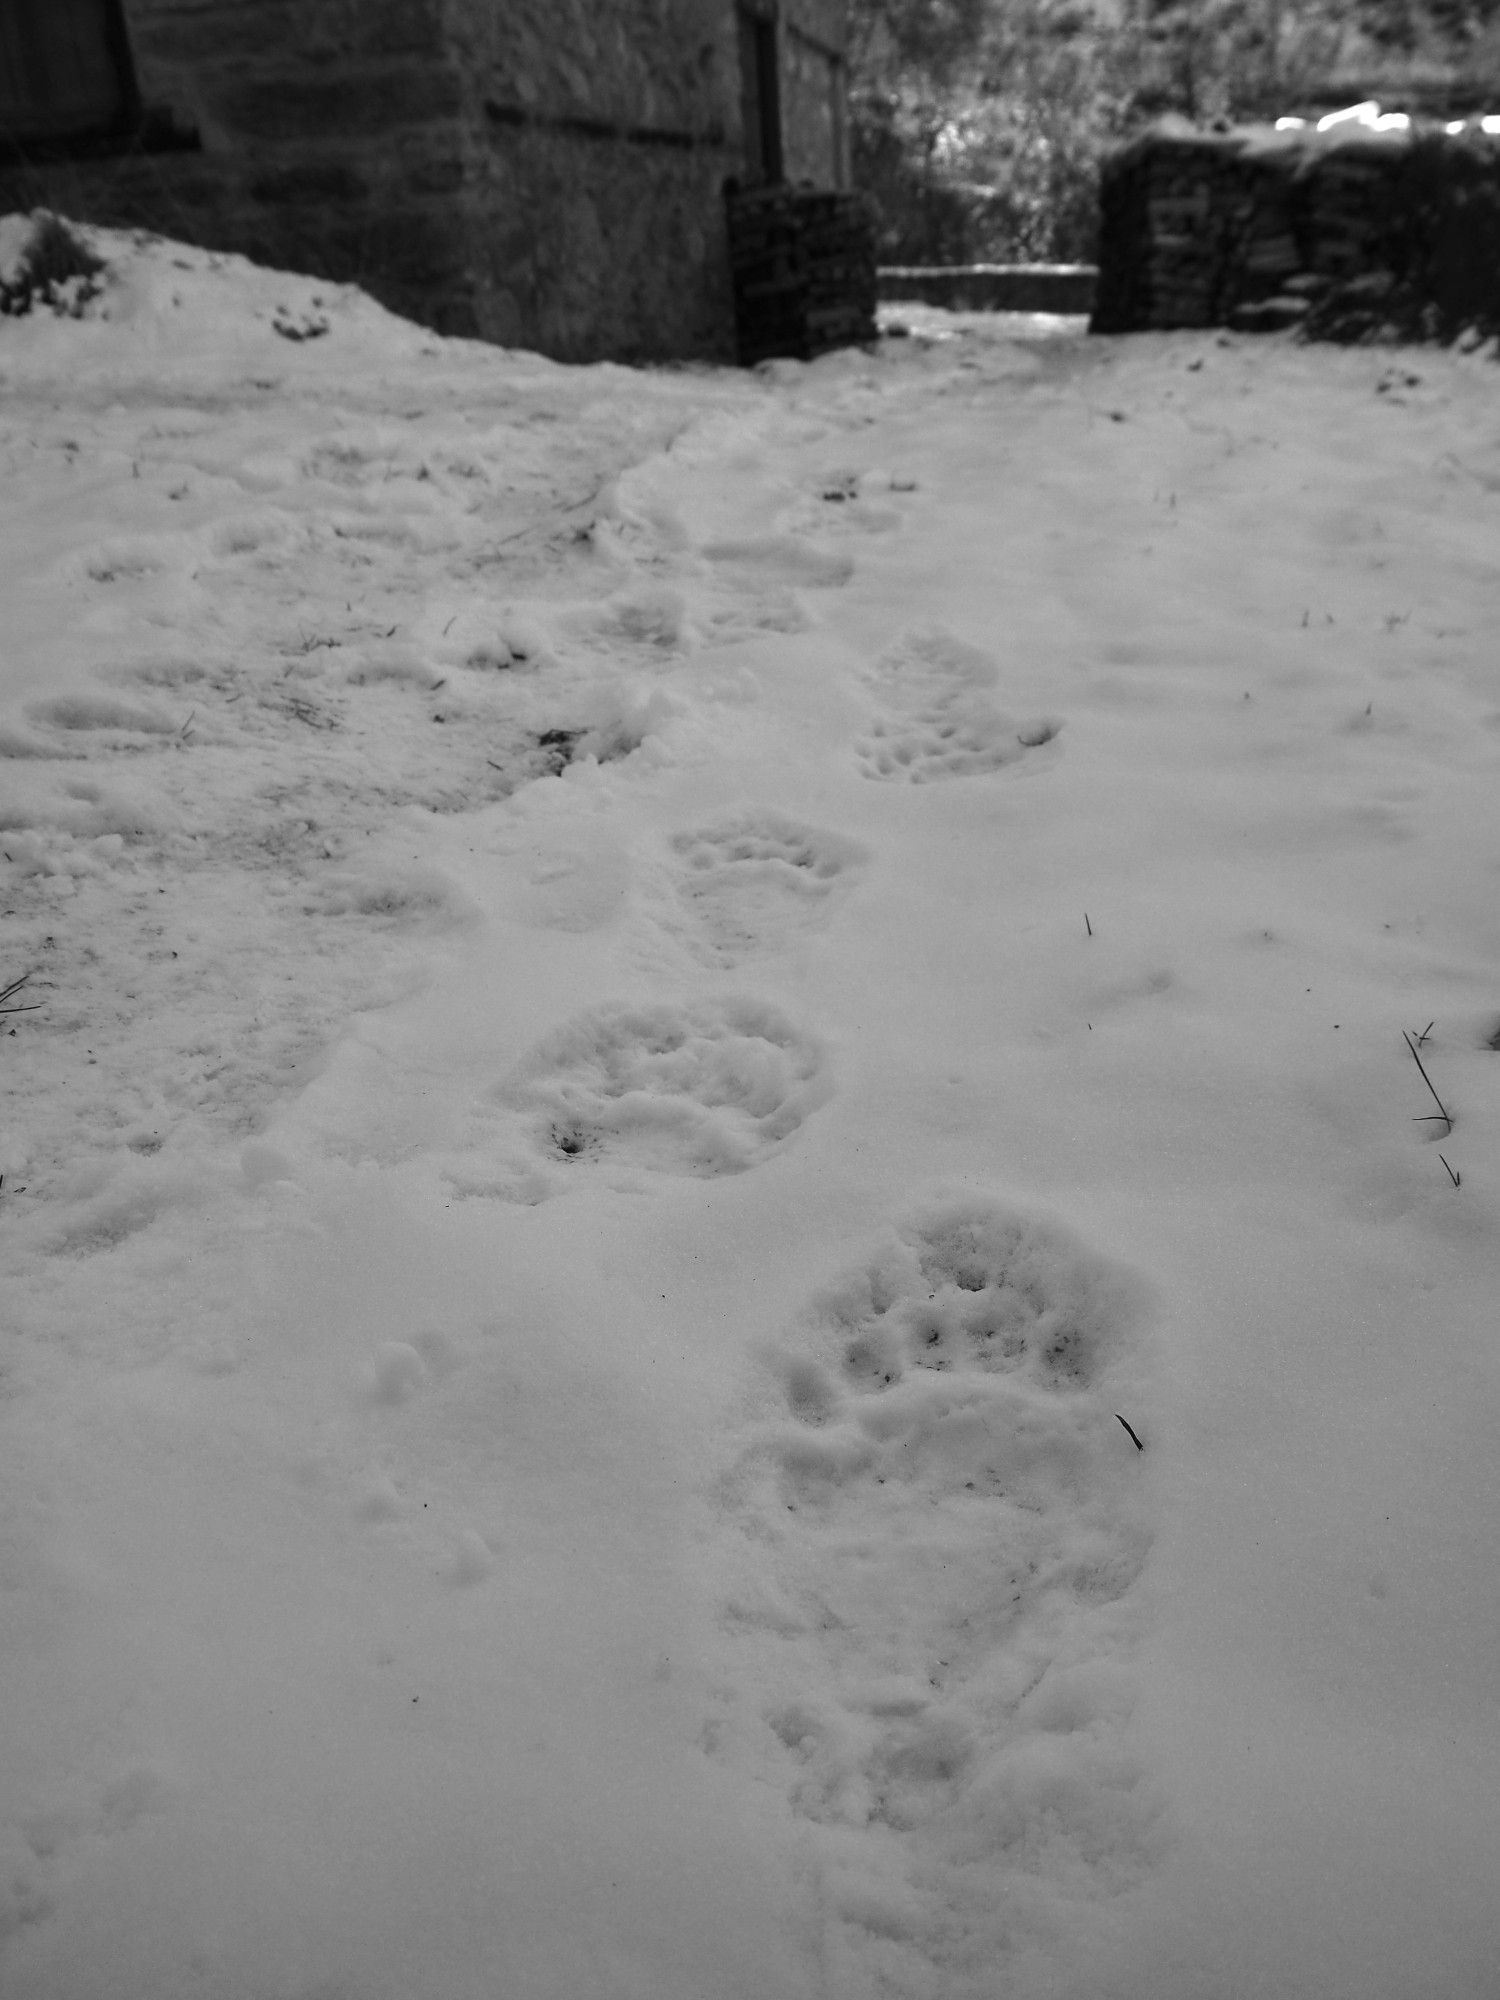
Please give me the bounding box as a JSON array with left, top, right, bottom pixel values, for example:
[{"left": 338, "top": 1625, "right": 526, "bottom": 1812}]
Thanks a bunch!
[
  {"left": 737, "top": 6, "right": 783, "bottom": 185},
  {"left": 0, "top": 0, "right": 138, "bottom": 146}
]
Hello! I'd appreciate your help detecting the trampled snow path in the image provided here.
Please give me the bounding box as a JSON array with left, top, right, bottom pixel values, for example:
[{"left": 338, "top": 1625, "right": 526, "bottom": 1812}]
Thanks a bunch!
[{"left": 2, "top": 234, "right": 1500, "bottom": 2000}]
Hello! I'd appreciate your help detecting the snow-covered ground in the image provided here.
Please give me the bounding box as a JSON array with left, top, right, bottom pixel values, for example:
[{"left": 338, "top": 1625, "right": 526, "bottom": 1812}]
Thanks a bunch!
[{"left": 2, "top": 225, "right": 1498, "bottom": 2000}]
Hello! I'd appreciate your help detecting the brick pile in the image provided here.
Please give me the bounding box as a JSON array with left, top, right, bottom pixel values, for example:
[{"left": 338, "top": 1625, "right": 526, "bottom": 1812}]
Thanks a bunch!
[
  {"left": 726, "top": 184, "right": 878, "bottom": 364},
  {"left": 1091, "top": 121, "right": 1500, "bottom": 344}
]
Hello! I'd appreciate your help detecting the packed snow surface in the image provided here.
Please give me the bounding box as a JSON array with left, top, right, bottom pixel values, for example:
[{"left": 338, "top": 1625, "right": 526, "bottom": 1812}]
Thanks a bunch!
[{"left": 2, "top": 230, "right": 1499, "bottom": 2000}]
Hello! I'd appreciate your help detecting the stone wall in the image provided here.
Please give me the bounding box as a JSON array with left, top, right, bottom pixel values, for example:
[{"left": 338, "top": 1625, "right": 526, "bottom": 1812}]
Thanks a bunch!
[
  {"left": 0, "top": 0, "right": 482, "bottom": 335},
  {"left": 445, "top": 0, "right": 744, "bottom": 358},
  {"left": 466, "top": 120, "right": 739, "bottom": 360},
  {"left": 0, "top": 0, "right": 853, "bottom": 362}
]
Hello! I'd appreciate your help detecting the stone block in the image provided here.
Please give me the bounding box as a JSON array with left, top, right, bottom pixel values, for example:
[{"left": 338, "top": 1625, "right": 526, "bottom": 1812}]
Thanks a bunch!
[
  {"left": 214, "top": 62, "right": 461, "bottom": 143},
  {"left": 430, "top": 292, "right": 480, "bottom": 337},
  {"left": 396, "top": 133, "right": 468, "bottom": 196},
  {"left": 249, "top": 159, "right": 371, "bottom": 206},
  {"left": 473, "top": 124, "right": 734, "bottom": 361},
  {"left": 292, "top": 0, "right": 446, "bottom": 60},
  {"left": 443, "top": 0, "right": 740, "bottom": 139},
  {"left": 130, "top": 0, "right": 444, "bottom": 63},
  {"left": 358, "top": 206, "right": 469, "bottom": 289},
  {"left": 129, "top": 3, "right": 300, "bottom": 66}
]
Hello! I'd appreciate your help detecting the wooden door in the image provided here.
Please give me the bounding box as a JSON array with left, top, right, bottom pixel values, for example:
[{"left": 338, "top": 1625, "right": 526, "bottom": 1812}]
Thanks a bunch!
[{"left": 0, "top": 0, "right": 135, "bottom": 142}]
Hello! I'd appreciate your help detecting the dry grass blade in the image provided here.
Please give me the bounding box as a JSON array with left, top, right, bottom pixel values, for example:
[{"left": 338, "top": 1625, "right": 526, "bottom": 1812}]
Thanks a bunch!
[
  {"left": 0, "top": 971, "right": 41, "bottom": 1015},
  {"left": 1403, "top": 1030, "right": 1452, "bottom": 1135}
]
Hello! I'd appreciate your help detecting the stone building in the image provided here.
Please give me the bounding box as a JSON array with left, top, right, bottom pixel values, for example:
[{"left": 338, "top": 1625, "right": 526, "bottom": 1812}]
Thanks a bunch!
[{"left": 0, "top": 0, "right": 850, "bottom": 360}]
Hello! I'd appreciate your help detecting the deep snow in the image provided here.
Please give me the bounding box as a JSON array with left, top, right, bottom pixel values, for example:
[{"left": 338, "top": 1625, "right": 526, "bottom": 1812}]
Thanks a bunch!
[{"left": 1, "top": 226, "right": 1499, "bottom": 2000}]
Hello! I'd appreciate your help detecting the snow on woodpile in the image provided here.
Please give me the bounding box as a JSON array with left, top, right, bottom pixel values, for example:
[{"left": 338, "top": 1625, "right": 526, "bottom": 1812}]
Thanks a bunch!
[{"left": 1092, "top": 110, "right": 1500, "bottom": 346}]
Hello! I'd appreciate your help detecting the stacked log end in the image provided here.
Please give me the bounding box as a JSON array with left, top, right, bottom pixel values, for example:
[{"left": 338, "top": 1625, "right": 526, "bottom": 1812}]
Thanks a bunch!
[
  {"left": 726, "top": 184, "right": 878, "bottom": 365},
  {"left": 1092, "top": 122, "right": 1500, "bottom": 344}
]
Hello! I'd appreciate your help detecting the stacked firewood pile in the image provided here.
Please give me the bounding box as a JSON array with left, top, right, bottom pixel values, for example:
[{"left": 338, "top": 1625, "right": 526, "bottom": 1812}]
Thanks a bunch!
[
  {"left": 726, "top": 185, "right": 878, "bottom": 365},
  {"left": 1091, "top": 123, "right": 1500, "bottom": 344}
]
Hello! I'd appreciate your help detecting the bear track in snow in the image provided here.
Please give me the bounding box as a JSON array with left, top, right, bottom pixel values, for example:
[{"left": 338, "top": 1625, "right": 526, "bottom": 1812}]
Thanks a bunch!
[
  {"left": 666, "top": 808, "right": 868, "bottom": 968},
  {"left": 713, "top": 1194, "right": 1161, "bottom": 1990},
  {"left": 856, "top": 625, "right": 1062, "bottom": 784},
  {"left": 498, "top": 995, "right": 829, "bottom": 1177}
]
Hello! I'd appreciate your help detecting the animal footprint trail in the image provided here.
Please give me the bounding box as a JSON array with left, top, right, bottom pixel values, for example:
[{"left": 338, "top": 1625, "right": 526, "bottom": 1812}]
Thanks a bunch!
[
  {"left": 497, "top": 995, "right": 830, "bottom": 1177},
  {"left": 666, "top": 809, "right": 868, "bottom": 967},
  {"left": 857, "top": 625, "right": 1062, "bottom": 784},
  {"left": 1, "top": 504, "right": 684, "bottom": 1206},
  {"left": 717, "top": 1196, "right": 1159, "bottom": 1988}
]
